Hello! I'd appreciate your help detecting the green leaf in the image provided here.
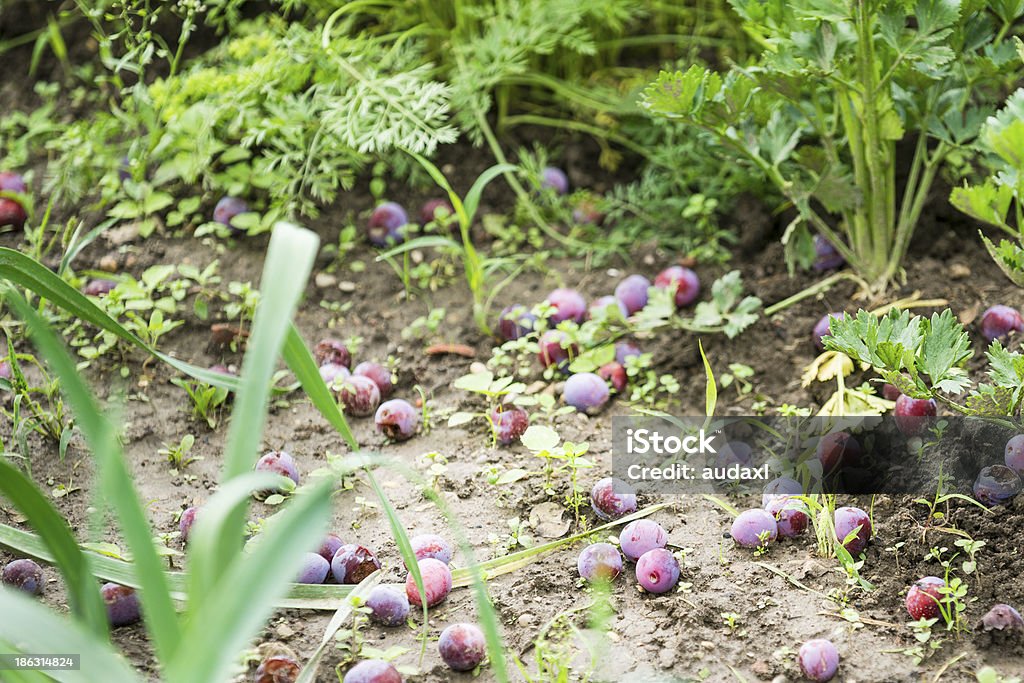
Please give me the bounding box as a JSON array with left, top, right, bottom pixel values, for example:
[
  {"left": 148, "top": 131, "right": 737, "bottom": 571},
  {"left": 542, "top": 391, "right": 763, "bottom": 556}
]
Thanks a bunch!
[
  {"left": 699, "top": 340, "right": 717, "bottom": 418},
  {"left": 453, "top": 371, "right": 495, "bottom": 393},
  {"left": 919, "top": 310, "right": 972, "bottom": 392},
  {"left": 448, "top": 412, "right": 477, "bottom": 427},
  {"left": 520, "top": 425, "right": 560, "bottom": 452}
]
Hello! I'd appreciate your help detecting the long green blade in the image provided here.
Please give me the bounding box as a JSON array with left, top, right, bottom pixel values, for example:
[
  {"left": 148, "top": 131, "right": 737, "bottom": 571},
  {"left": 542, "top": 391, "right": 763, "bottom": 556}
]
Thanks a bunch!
[
  {"left": 0, "top": 588, "right": 142, "bottom": 683},
  {"left": 282, "top": 327, "right": 358, "bottom": 451},
  {"left": 0, "top": 460, "right": 108, "bottom": 637},
  {"left": 2, "top": 287, "right": 182, "bottom": 664}
]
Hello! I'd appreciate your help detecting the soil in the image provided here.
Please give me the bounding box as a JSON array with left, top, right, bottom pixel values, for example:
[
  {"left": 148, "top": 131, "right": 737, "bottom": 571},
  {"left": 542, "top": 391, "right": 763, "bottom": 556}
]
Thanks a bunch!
[{"left": 2, "top": 134, "right": 1024, "bottom": 683}]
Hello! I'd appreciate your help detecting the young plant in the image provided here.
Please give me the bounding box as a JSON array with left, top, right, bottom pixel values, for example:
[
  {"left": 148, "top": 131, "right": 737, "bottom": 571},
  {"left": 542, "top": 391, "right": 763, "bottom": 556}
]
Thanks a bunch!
[
  {"left": 825, "top": 308, "right": 1023, "bottom": 417},
  {"left": 447, "top": 370, "right": 529, "bottom": 446},
  {"left": 643, "top": 1, "right": 1024, "bottom": 292},
  {"left": 519, "top": 425, "right": 594, "bottom": 525},
  {"left": 171, "top": 376, "right": 230, "bottom": 429}
]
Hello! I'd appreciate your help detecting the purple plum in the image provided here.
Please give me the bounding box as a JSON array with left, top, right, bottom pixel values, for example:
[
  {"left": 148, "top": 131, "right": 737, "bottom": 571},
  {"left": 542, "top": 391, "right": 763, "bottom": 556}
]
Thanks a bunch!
[
  {"left": 367, "top": 202, "right": 409, "bottom": 246},
  {"left": 981, "top": 604, "right": 1024, "bottom": 631},
  {"left": 1, "top": 559, "right": 43, "bottom": 595},
  {"left": 816, "top": 432, "right": 861, "bottom": 474},
  {"left": 409, "top": 534, "right": 453, "bottom": 565},
  {"left": 798, "top": 639, "right": 839, "bottom": 682},
  {"left": 762, "top": 477, "right": 803, "bottom": 507},
  {"left": 296, "top": 552, "right": 330, "bottom": 584},
  {"left": 213, "top": 196, "right": 250, "bottom": 232},
  {"left": 545, "top": 288, "right": 587, "bottom": 324},
  {"left": 331, "top": 545, "right": 381, "bottom": 584},
  {"left": 1006, "top": 434, "right": 1024, "bottom": 475},
  {"left": 615, "top": 342, "right": 642, "bottom": 365},
  {"left": 973, "top": 465, "right": 1021, "bottom": 507},
  {"left": 541, "top": 167, "right": 569, "bottom": 195},
  {"left": 812, "top": 234, "right": 845, "bottom": 272},
  {"left": 0, "top": 171, "right": 27, "bottom": 193},
  {"left": 101, "top": 583, "right": 141, "bottom": 627},
  {"left": 179, "top": 506, "right": 200, "bottom": 544},
  {"left": 354, "top": 362, "right": 394, "bottom": 398},
  {"left": 83, "top": 279, "right": 117, "bottom": 297},
  {"left": 320, "top": 362, "right": 351, "bottom": 386},
  {"left": 906, "top": 576, "right": 944, "bottom": 619},
  {"left": 893, "top": 394, "right": 937, "bottom": 436},
  {"left": 834, "top": 506, "right": 871, "bottom": 554},
  {"left": 374, "top": 399, "right": 418, "bottom": 441},
  {"left": 730, "top": 509, "right": 778, "bottom": 549},
  {"left": 318, "top": 533, "right": 345, "bottom": 563},
  {"left": 614, "top": 275, "right": 650, "bottom": 315},
  {"left": 438, "top": 623, "right": 487, "bottom": 672},
  {"left": 253, "top": 451, "right": 300, "bottom": 499},
  {"left": 365, "top": 585, "right": 410, "bottom": 626},
  {"left": 598, "top": 362, "right": 627, "bottom": 394},
  {"left": 339, "top": 375, "right": 381, "bottom": 417},
  {"left": 314, "top": 338, "right": 351, "bottom": 368},
  {"left": 980, "top": 305, "right": 1024, "bottom": 342},
  {"left": 588, "top": 295, "right": 628, "bottom": 320},
  {"left": 497, "top": 304, "right": 537, "bottom": 341},
  {"left": 0, "top": 198, "right": 27, "bottom": 229},
  {"left": 654, "top": 266, "right": 699, "bottom": 308},
  {"left": 619, "top": 519, "right": 668, "bottom": 562},
  {"left": 635, "top": 548, "right": 680, "bottom": 594},
  {"left": 405, "top": 558, "right": 452, "bottom": 608},
  {"left": 813, "top": 312, "right": 845, "bottom": 351},
  {"left": 577, "top": 543, "right": 623, "bottom": 582},
  {"left": 563, "top": 372, "right": 610, "bottom": 415},
  {"left": 590, "top": 477, "right": 637, "bottom": 521},
  {"left": 765, "top": 497, "right": 809, "bottom": 538},
  {"left": 342, "top": 660, "right": 401, "bottom": 683},
  {"left": 537, "top": 330, "right": 578, "bottom": 371},
  {"left": 420, "top": 198, "right": 454, "bottom": 226},
  {"left": 489, "top": 404, "right": 529, "bottom": 445}
]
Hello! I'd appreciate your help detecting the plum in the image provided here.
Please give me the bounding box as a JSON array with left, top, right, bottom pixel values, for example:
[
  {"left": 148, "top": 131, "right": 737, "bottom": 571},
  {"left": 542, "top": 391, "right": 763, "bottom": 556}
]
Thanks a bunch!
[
  {"left": 254, "top": 654, "right": 300, "bottom": 683},
  {"left": 973, "top": 465, "right": 1022, "bottom": 507},
  {"left": 253, "top": 451, "right": 300, "bottom": 498},
  {"left": 331, "top": 545, "right": 381, "bottom": 584},
  {"left": 314, "top": 338, "right": 351, "bottom": 368},
  {"left": 730, "top": 509, "right": 778, "bottom": 549},
  {"left": 816, "top": 432, "right": 861, "bottom": 474},
  {"left": 365, "top": 585, "right": 410, "bottom": 627},
  {"left": 101, "top": 583, "right": 141, "bottom": 627},
  {"left": 438, "top": 623, "right": 487, "bottom": 672},
  {"left": 0, "top": 198, "right": 27, "bottom": 229},
  {"left": 537, "top": 330, "right": 578, "bottom": 371},
  {"left": 590, "top": 477, "right": 637, "bottom": 520},
  {"left": 715, "top": 441, "right": 753, "bottom": 470},
  {"left": 906, "top": 576, "right": 944, "bottom": 620},
  {"left": 1005, "top": 434, "right": 1024, "bottom": 475},
  {"left": 598, "top": 362, "right": 627, "bottom": 394},
  {"left": 654, "top": 266, "right": 700, "bottom": 308},
  {"left": 318, "top": 533, "right": 345, "bottom": 563},
  {"left": 342, "top": 660, "right": 402, "bottom": 683},
  {"left": 813, "top": 312, "right": 845, "bottom": 351},
  {"left": 765, "top": 497, "right": 809, "bottom": 538},
  {"left": 572, "top": 197, "right": 604, "bottom": 225},
  {"left": 339, "top": 376, "right": 381, "bottom": 417},
  {"left": 615, "top": 342, "right": 642, "bottom": 366},
  {"left": 367, "top": 202, "right": 409, "bottom": 246},
  {"left": 762, "top": 477, "right": 803, "bottom": 507},
  {"left": 405, "top": 557, "right": 452, "bottom": 608},
  {"left": 893, "top": 394, "right": 937, "bottom": 436},
  {"left": 296, "top": 552, "right": 330, "bottom": 584},
  {"left": 635, "top": 548, "right": 680, "bottom": 594},
  {"left": 0, "top": 171, "right": 27, "bottom": 193},
  {"left": 83, "top": 279, "right": 117, "bottom": 297},
  {"left": 614, "top": 275, "right": 650, "bottom": 315},
  {"left": 209, "top": 363, "right": 236, "bottom": 376},
  {"left": 1, "top": 559, "right": 43, "bottom": 595},
  {"left": 213, "top": 196, "right": 250, "bottom": 232},
  {"left": 374, "top": 399, "right": 418, "bottom": 441},
  {"left": 882, "top": 383, "right": 901, "bottom": 401},
  {"left": 619, "top": 519, "right": 668, "bottom": 562},
  {"left": 489, "top": 404, "right": 529, "bottom": 446},
  {"left": 980, "top": 305, "right": 1024, "bottom": 342},
  {"left": 497, "top": 304, "right": 537, "bottom": 341},
  {"left": 409, "top": 533, "right": 453, "bottom": 565},
  {"left": 0, "top": 360, "right": 11, "bottom": 382},
  {"left": 541, "top": 166, "right": 569, "bottom": 195},
  {"left": 812, "top": 234, "right": 845, "bottom": 272},
  {"left": 320, "top": 362, "right": 351, "bottom": 386},
  {"left": 354, "top": 362, "right": 394, "bottom": 398},
  {"left": 545, "top": 288, "right": 587, "bottom": 324},
  {"left": 980, "top": 604, "right": 1024, "bottom": 631},
  {"left": 563, "top": 372, "right": 610, "bottom": 415},
  {"left": 577, "top": 543, "right": 623, "bottom": 582},
  {"left": 834, "top": 506, "right": 871, "bottom": 554},
  {"left": 588, "top": 295, "right": 628, "bottom": 320},
  {"left": 797, "top": 639, "right": 839, "bottom": 682},
  {"left": 179, "top": 506, "right": 200, "bottom": 544},
  {"left": 420, "top": 198, "right": 454, "bottom": 226}
]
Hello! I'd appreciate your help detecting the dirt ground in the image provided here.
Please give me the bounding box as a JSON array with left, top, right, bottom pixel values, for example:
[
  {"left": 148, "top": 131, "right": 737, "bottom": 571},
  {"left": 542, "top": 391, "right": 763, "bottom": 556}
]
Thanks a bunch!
[{"left": 2, "top": 137, "right": 1024, "bottom": 683}]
